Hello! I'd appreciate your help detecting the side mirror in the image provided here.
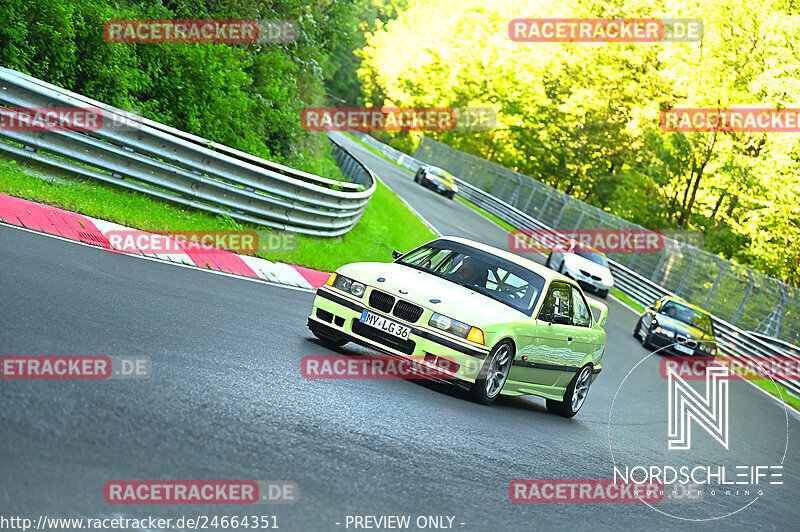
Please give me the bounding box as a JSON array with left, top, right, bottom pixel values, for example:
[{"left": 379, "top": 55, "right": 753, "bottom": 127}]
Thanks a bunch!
[
  {"left": 392, "top": 250, "right": 404, "bottom": 260},
  {"left": 551, "top": 313, "right": 571, "bottom": 325}
]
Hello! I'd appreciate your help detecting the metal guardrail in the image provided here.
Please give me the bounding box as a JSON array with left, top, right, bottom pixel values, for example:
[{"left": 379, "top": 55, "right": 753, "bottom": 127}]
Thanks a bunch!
[
  {"left": 0, "top": 68, "right": 375, "bottom": 237},
  {"left": 350, "top": 131, "right": 800, "bottom": 398},
  {"left": 414, "top": 136, "right": 800, "bottom": 347}
]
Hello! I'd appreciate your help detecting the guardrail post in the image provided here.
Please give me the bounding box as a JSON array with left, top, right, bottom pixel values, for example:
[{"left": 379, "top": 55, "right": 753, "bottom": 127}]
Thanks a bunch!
[
  {"left": 540, "top": 189, "right": 553, "bottom": 216},
  {"left": 650, "top": 252, "right": 668, "bottom": 282},
  {"left": 574, "top": 203, "right": 586, "bottom": 230},
  {"left": 675, "top": 253, "right": 697, "bottom": 294},
  {"left": 553, "top": 200, "right": 569, "bottom": 228},
  {"left": 731, "top": 268, "right": 755, "bottom": 326},
  {"left": 522, "top": 186, "right": 537, "bottom": 212},
  {"left": 703, "top": 260, "right": 725, "bottom": 309}
]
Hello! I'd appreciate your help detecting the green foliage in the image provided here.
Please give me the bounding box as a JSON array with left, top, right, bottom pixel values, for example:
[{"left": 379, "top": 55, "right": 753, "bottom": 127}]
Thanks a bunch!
[
  {"left": 0, "top": 157, "right": 435, "bottom": 272},
  {"left": 0, "top": 0, "right": 354, "bottom": 174},
  {"left": 357, "top": 0, "right": 800, "bottom": 286}
]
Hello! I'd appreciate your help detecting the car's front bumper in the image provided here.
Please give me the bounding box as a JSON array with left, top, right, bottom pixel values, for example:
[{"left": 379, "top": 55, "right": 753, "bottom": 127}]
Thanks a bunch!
[
  {"left": 648, "top": 332, "right": 716, "bottom": 356},
  {"left": 308, "top": 288, "right": 490, "bottom": 386},
  {"left": 422, "top": 179, "right": 456, "bottom": 195},
  {"left": 564, "top": 271, "right": 612, "bottom": 294}
]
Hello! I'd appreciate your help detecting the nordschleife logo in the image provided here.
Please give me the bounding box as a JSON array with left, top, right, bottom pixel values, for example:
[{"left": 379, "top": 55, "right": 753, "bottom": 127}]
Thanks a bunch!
[{"left": 667, "top": 365, "right": 729, "bottom": 450}]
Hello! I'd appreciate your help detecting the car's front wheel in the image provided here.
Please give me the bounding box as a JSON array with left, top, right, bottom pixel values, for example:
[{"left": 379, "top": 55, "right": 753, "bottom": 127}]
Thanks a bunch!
[
  {"left": 546, "top": 364, "right": 593, "bottom": 418},
  {"left": 634, "top": 317, "right": 653, "bottom": 349},
  {"left": 470, "top": 340, "right": 514, "bottom": 405}
]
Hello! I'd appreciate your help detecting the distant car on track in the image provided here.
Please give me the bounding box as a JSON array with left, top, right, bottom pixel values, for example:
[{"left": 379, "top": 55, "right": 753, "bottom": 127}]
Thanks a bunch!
[
  {"left": 634, "top": 296, "right": 718, "bottom": 356},
  {"left": 307, "top": 236, "right": 608, "bottom": 417},
  {"left": 413, "top": 165, "right": 458, "bottom": 199},
  {"left": 544, "top": 239, "right": 613, "bottom": 298}
]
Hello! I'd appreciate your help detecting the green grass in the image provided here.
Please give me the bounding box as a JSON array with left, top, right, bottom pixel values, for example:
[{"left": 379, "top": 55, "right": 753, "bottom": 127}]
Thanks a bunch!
[
  {"left": 454, "top": 195, "right": 517, "bottom": 233},
  {"left": 728, "top": 363, "right": 800, "bottom": 411},
  {"left": 0, "top": 158, "right": 435, "bottom": 272},
  {"left": 611, "top": 288, "right": 646, "bottom": 313}
]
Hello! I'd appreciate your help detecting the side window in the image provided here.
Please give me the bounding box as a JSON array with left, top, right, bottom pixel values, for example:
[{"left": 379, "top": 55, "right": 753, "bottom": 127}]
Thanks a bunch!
[
  {"left": 538, "top": 282, "right": 573, "bottom": 322},
  {"left": 572, "top": 287, "right": 592, "bottom": 327}
]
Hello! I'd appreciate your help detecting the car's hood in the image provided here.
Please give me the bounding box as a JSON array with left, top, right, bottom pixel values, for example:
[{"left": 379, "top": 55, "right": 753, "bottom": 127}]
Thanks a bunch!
[
  {"left": 653, "top": 314, "right": 715, "bottom": 342},
  {"left": 431, "top": 175, "right": 455, "bottom": 188},
  {"left": 563, "top": 253, "right": 612, "bottom": 281},
  {"left": 338, "top": 262, "right": 524, "bottom": 325}
]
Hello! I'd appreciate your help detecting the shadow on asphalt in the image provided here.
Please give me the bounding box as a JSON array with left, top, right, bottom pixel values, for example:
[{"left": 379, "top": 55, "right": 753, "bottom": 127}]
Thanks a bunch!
[{"left": 304, "top": 336, "right": 557, "bottom": 416}]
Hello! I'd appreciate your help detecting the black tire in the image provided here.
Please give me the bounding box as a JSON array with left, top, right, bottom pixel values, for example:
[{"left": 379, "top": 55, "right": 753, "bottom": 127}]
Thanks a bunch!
[
  {"left": 634, "top": 317, "right": 653, "bottom": 348},
  {"left": 447, "top": 192, "right": 455, "bottom": 200},
  {"left": 633, "top": 317, "right": 643, "bottom": 338},
  {"left": 598, "top": 289, "right": 609, "bottom": 299},
  {"left": 546, "top": 364, "right": 593, "bottom": 418},
  {"left": 311, "top": 328, "right": 348, "bottom": 348},
  {"left": 470, "top": 340, "right": 514, "bottom": 405},
  {"left": 642, "top": 331, "right": 654, "bottom": 349}
]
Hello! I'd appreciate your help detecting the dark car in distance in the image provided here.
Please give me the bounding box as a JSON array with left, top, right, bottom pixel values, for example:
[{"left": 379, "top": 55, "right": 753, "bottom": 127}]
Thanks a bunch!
[
  {"left": 634, "top": 296, "right": 718, "bottom": 356},
  {"left": 413, "top": 165, "right": 458, "bottom": 199}
]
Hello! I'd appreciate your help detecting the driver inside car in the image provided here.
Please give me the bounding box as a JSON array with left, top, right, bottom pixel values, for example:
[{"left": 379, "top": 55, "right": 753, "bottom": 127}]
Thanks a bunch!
[{"left": 452, "top": 256, "right": 487, "bottom": 288}]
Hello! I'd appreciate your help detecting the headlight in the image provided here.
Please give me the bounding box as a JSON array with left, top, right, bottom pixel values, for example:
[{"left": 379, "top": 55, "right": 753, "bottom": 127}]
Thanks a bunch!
[
  {"left": 452, "top": 185, "right": 459, "bottom": 192},
  {"left": 331, "top": 274, "right": 366, "bottom": 298},
  {"left": 429, "top": 312, "right": 471, "bottom": 338},
  {"left": 654, "top": 326, "right": 675, "bottom": 338}
]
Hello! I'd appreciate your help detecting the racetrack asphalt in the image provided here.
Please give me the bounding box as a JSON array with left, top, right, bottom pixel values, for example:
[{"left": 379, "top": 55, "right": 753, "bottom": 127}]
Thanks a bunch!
[{"left": 0, "top": 134, "right": 798, "bottom": 530}]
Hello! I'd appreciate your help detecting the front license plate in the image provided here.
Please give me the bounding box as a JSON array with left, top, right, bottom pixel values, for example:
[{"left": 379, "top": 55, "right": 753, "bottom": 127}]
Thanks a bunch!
[
  {"left": 674, "top": 343, "right": 694, "bottom": 355},
  {"left": 360, "top": 311, "right": 411, "bottom": 340}
]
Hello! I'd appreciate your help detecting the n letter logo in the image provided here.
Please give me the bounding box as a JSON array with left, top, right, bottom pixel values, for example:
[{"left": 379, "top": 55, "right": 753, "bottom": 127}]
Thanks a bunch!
[{"left": 667, "top": 365, "right": 729, "bottom": 450}]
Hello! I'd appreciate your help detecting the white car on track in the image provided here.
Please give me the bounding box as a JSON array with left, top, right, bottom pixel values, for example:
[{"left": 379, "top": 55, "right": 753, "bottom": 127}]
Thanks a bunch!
[{"left": 544, "top": 239, "right": 614, "bottom": 298}]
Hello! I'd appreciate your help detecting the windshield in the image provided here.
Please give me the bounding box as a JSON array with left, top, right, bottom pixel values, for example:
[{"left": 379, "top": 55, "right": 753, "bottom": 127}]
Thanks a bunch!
[
  {"left": 570, "top": 244, "right": 607, "bottom": 266},
  {"left": 660, "top": 300, "right": 714, "bottom": 334},
  {"left": 397, "top": 240, "right": 545, "bottom": 315},
  {"left": 580, "top": 251, "right": 607, "bottom": 266},
  {"left": 430, "top": 168, "right": 454, "bottom": 184}
]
